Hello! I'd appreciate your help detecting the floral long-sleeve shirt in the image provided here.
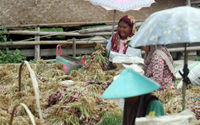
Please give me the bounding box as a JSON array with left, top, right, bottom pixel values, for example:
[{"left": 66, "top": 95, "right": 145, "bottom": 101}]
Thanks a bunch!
[{"left": 145, "top": 54, "right": 175, "bottom": 90}]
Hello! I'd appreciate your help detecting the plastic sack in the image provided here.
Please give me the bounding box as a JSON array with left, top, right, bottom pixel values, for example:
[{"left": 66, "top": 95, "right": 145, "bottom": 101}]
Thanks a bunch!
[
  {"left": 112, "top": 56, "right": 144, "bottom": 64},
  {"left": 109, "top": 48, "right": 141, "bottom": 62},
  {"left": 136, "top": 109, "right": 198, "bottom": 125},
  {"left": 177, "top": 61, "right": 200, "bottom": 88},
  {"left": 56, "top": 45, "right": 86, "bottom": 74},
  {"left": 188, "top": 62, "right": 200, "bottom": 85}
]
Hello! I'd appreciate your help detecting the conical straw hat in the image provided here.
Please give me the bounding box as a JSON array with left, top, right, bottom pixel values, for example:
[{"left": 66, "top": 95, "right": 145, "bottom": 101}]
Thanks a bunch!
[{"left": 102, "top": 68, "right": 160, "bottom": 99}]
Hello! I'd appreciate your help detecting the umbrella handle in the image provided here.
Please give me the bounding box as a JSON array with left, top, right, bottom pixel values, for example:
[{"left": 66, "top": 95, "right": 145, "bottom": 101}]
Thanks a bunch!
[
  {"left": 183, "top": 64, "right": 191, "bottom": 84},
  {"left": 182, "top": 44, "right": 190, "bottom": 111},
  {"left": 178, "top": 68, "right": 191, "bottom": 84}
]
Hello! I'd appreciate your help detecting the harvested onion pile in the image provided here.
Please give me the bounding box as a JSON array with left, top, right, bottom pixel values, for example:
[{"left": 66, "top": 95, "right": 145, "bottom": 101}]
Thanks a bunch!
[
  {"left": 153, "top": 86, "right": 200, "bottom": 120},
  {"left": 0, "top": 43, "right": 200, "bottom": 124},
  {"left": 0, "top": 44, "right": 121, "bottom": 124}
]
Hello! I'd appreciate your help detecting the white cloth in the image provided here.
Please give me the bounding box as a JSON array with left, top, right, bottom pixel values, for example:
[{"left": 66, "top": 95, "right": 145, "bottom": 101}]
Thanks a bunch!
[{"left": 106, "top": 38, "right": 141, "bottom": 61}]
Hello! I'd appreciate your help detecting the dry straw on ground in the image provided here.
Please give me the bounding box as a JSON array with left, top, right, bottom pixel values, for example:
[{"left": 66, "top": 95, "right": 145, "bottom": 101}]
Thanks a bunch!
[{"left": 0, "top": 44, "right": 199, "bottom": 124}]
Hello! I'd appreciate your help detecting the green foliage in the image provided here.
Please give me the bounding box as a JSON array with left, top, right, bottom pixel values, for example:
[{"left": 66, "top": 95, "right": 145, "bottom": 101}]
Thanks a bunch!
[
  {"left": 0, "top": 48, "right": 26, "bottom": 63},
  {"left": 197, "top": 56, "right": 200, "bottom": 61},
  {"left": 0, "top": 26, "right": 8, "bottom": 42},
  {"left": 27, "top": 28, "right": 64, "bottom": 32},
  {"left": 97, "top": 113, "right": 122, "bottom": 125},
  {"left": 82, "top": 25, "right": 107, "bottom": 29},
  {"left": 0, "top": 26, "right": 26, "bottom": 63},
  {"left": 30, "top": 59, "right": 37, "bottom": 64},
  {"left": 174, "top": 80, "right": 180, "bottom": 88},
  {"left": 27, "top": 28, "right": 65, "bottom": 39},
  {"left": 41, "top": 28, "right": 64, "bottom": 32}
]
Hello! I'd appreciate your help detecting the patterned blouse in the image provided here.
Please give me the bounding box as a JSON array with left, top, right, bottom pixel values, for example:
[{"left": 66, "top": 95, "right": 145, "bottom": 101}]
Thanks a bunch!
[{"left": 145, "top": 53, "right": 175, "bottom": 90}]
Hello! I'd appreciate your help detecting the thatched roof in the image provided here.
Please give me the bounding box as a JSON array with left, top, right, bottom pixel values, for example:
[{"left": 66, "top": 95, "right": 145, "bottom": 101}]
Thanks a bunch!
[{"left": 0, "top": 0, "right": 185, "bottom": 26}]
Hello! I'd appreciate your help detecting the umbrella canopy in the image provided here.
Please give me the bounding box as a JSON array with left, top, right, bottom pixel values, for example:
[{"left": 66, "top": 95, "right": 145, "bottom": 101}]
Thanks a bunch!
[
  {"left": 87, "top": 0, "right": 155, "bottom": 12},
  {"left": 128, "top": 6, "right": 200, "bottom": 111},
  {"left": 86, "top": 0, "right": 155, "bottom": 34},
  {"left": 128, "top": 6, "right": 200, "bottom": 47},
  {"left": 85, "top": 0, "right": 156, "bottom": 65},
  {"left": 102, "top": 68, "right": 160, "bottom": 99}
]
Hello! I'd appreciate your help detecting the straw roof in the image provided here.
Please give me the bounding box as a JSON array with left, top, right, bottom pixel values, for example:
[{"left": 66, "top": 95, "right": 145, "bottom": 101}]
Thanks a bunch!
[{"left": 0, "top": 0, "right": 185, "bottom": 26}]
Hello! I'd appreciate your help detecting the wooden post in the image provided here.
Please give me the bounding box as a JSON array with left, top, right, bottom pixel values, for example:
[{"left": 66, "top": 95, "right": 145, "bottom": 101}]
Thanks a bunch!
[
  {"left": 187, "top": 0, "right": 191, "bottom": 6},
  {"left": 73, "top": 38, "right": 76, "bottom": 57},
  {"left": 112, "top": 10, "right": 117, "bottom": 35},
  {"left": 34, "top": 27, "right": 40, "bottom": 60}
]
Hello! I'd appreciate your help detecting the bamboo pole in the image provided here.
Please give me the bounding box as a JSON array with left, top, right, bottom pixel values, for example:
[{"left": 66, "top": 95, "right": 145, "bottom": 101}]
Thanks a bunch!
[
  {"left": 1, "top": 41, "right": 200, "bottom": 53},
  {"left": 21, "top": 47, "right": 94, "bottom": 57},
  {"left": 10, "top": 103, "right": 36, "bottom": 125},
  {"left": 167, "top": 46, "right": 200, "bottom": 52},
  {"left": 4, "top": 22, "right": 143, "bottom": 37},
  {"left": 18, "top": 61, "right": 43, "bottom": 119},
  {"left": 73, "top": 38, "right": 76, "bottom": 57},
  {"left": 149, "top": 46, "right": 200, "bottom": 53},
  {"left": 0, "top": 40, "right": 105, "bottom": 46},
  {"left": 5, "top": 30, "right": 112, "bottom": 36},
  {"left": 77, "top": 22, "right": 142, "bottom": 34},
  {"left": 191, "top": 0, "right": 200, "bottom": 4},
  {"left": 76, "top": 22, "right": 142, "bottom": 33},
  {"left": 34, "top": 27, "right": 40, "bottom": 60},
  {"left": 77, "top": 25, "right": 118, "bottom": 34},
  {"left": 3, "top": 21, "right": 114, "bottom": 29}
]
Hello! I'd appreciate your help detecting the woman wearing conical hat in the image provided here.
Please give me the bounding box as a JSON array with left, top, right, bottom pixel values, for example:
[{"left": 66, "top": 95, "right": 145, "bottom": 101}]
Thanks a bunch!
[{"left": 102, "top": 69, "right": 165, "bottom": 125}]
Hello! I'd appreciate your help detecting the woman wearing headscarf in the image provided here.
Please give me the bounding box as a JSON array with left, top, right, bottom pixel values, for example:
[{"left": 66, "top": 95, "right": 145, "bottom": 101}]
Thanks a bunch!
[
  {"left": 106, "top": 15, "right": 141, "bottom": 69},
  {"left": 142, "top": 45, "right": 176, "bottom": 90},
  {"left": 122, "top": 46, "right": 170, "bottom": 124},
  {"left": 123, "top": 46, "right": 175, "bottom": 125}
]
